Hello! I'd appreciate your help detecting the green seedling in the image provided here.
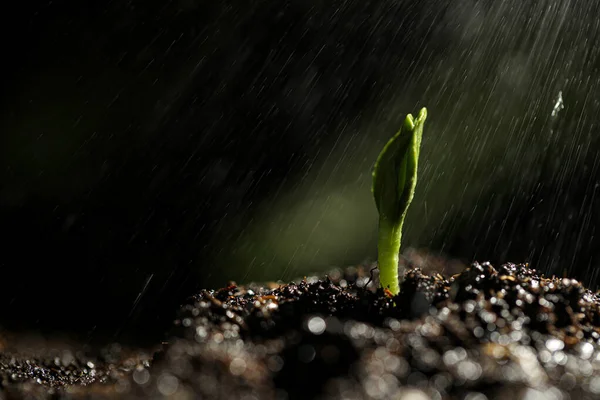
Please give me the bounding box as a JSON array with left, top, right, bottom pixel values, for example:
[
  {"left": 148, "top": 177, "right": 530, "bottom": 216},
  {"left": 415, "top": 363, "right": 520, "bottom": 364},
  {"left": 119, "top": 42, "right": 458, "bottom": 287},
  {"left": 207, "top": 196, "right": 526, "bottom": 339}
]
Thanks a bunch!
[{"left": 372, "top": 107, "right": 427, "bottom": 295}]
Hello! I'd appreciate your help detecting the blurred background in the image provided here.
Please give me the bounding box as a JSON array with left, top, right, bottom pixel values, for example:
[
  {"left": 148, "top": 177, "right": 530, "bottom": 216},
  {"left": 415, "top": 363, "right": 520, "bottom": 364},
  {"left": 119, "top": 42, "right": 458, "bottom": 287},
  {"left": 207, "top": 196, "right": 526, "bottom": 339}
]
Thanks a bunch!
[{"left": 2, "top": 0, "right": 600, "bottom": 344}]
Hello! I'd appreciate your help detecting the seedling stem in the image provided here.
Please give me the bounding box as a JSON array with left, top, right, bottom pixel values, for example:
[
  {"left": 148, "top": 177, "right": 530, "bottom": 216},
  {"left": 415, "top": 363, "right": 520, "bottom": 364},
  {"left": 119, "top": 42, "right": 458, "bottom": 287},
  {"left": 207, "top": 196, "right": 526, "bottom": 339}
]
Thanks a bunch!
[{"left": 372, "top": 107, "right": 427, "bottom": 294}]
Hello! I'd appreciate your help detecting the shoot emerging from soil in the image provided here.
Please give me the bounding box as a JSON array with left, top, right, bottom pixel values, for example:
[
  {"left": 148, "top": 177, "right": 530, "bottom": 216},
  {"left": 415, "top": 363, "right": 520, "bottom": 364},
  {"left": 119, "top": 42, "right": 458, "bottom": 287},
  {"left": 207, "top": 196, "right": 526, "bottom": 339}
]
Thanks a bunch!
[{"left": 372, "top": 107, "right": 427, "bottom": 294}]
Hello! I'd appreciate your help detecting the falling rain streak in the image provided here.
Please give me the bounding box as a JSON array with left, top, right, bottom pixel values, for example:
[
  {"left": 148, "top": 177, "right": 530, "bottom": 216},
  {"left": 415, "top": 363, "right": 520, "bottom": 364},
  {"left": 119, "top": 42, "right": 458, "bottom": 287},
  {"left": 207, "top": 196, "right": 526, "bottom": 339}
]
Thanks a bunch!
[
  {"left": 220, "top": 1, "right": 600, "bottom": 290},
  {"left": 2, "top": 0, "right": 600, "bottom": 346}
]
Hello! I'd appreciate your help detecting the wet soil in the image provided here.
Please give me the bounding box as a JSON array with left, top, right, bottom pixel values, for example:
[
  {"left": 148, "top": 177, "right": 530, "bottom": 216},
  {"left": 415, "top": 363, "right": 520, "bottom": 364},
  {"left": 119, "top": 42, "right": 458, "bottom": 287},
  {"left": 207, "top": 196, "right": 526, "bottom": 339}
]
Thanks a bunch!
[{"left": 1, "top": 257, "right": 600, "bottom": 399}]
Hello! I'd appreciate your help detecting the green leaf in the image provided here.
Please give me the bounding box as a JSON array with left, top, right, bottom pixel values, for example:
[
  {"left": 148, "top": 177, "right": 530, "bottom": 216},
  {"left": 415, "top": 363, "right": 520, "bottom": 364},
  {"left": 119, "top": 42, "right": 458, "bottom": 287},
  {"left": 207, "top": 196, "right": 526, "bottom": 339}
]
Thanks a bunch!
[{"left": 372, "top": 107, "right": 427, "bottom": 294}]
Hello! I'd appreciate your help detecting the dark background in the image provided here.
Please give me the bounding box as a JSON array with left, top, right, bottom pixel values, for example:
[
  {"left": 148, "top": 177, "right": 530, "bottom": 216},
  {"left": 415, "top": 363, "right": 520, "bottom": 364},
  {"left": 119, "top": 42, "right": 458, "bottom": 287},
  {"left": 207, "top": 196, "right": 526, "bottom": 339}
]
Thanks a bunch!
[{"left": 2, "top": 0, "right": 600, "bottom": 344}]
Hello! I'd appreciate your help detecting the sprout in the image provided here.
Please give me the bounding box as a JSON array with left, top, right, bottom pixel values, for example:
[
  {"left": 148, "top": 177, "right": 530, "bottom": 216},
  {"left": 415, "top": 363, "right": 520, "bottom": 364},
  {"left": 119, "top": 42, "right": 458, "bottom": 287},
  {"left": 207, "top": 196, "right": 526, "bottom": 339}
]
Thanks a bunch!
[{"left": 372, "top": 107, "right": 427, "bottom": 294}]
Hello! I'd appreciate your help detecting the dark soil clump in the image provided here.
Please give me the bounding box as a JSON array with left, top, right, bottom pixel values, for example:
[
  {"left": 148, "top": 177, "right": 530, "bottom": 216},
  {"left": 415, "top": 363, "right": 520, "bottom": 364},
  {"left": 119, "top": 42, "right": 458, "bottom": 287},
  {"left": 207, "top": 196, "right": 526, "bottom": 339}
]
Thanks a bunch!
[{"left": 1, "top": 262, "right": 600, "bottom": 399}]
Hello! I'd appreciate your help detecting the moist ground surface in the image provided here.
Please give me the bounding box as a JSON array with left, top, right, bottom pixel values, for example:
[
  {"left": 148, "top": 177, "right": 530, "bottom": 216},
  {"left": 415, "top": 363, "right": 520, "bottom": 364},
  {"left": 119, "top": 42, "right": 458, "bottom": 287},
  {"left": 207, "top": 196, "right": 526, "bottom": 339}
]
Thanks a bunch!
[{"left": 1, "top": 259, "right": 600, "bottom": 399}]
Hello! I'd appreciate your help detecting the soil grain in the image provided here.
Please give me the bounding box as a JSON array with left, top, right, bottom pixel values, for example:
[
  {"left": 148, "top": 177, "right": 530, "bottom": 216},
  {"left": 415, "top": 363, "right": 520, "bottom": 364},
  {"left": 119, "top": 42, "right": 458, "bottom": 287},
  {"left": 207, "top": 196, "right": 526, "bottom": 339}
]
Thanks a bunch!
[{"left": 1, "top": 262, "right": 600, "bottom": 399}]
